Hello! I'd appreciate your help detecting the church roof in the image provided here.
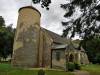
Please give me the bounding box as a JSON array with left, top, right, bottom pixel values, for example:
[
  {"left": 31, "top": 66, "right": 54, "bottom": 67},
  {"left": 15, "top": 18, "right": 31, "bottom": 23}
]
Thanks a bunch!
[
  {"left": 41, "top": 28, "right": 82, "bottom": 50},
  {"left": 41, "top": 28, "right": 68, "bottom": 44}
]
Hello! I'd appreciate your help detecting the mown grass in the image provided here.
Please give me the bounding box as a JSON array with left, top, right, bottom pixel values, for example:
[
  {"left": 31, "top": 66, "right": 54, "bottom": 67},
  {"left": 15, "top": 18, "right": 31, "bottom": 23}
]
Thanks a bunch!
[
  {"left": 0, "top": 63, "right": 73, "bottom": 75},
  {"left": 82, "top": 64, "right": 100, "bottom": 75}
]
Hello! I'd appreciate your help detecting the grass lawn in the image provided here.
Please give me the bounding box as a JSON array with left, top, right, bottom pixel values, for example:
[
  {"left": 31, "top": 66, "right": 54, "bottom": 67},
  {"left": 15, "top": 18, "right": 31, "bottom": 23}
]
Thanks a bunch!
[
  {"left": 0, "top": 63, "right": 73, "bottom": 75},
  {"left": 82, "top": 64, "right": 100, "bottom": 75}
]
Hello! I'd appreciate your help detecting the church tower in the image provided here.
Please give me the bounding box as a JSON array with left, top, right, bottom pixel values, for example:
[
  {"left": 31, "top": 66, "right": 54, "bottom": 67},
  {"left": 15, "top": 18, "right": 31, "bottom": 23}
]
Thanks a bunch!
[{"left": 12, "top": 6, "right": 41, "bottom": 67}]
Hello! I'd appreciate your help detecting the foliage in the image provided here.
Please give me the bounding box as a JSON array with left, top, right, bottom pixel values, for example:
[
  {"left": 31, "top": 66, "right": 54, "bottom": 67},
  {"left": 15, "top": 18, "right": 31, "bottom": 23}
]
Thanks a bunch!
[
  {"left": 0, "top": 16, "right": 15, "bottom": 60},
  {"left": 82, "top": 38, "right": 100, "bottom": 64},
  {"left": 95, "top": 54, "right": 100, "bottom": 63},
  {"left": 0, "top": 16, "right": 5, "bottom": 27},
  {"left": 66, "top": 62, "right": 75, "bottom": 71},
  {"left": 32, "top": 0, "right": 100, "bottom": 39},
  {"left": 61, "top": 0, "right": 100, "bottom": 63},
  {"left": 66, "top": 62, "right": 81, "bottom": 71},
  {"left": 32, "top": 0, "right": 100, "bottom": 48},
  {"left": 61, "top": 0, "right": 100, "bottom": 39},
  {"left": 38, "top": 69, "right": 45, "bottom": 75},
  {"left": 74, "top": 63, "right": 81, "bottom": 70},
  {"left": 32, "top": 0, "right": 51, "bottom": 10}
]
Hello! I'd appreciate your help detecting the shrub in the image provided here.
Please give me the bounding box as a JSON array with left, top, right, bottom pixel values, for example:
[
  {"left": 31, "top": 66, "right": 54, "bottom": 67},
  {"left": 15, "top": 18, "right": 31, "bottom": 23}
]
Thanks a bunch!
[
  {"left": 74, "top": 63, "right": 81, "bottom": 70},
  {"left": 38, "top": 69, "right": 45, "bottom": 75},
  {"left": 66, "top": 62, "right": 75, "bottom": 71}
]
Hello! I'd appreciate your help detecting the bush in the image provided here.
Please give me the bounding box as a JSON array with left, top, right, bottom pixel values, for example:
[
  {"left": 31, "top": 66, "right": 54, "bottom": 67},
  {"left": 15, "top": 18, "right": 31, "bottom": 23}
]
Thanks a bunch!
[
  {"left": 66, "top": 62, "right": 75, "bottom": 71},
  {"left": 38, "top": 69, "right": 45, "bottom": 75},
  {"left": 74, "top": 63, "right": 81, "bottom": 70}
]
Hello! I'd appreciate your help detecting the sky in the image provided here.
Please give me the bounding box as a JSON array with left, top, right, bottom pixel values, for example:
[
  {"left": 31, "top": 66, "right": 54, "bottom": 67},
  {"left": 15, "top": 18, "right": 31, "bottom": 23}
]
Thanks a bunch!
[{"left": 0, "top": 0, "right": 81, "bottom": 39}]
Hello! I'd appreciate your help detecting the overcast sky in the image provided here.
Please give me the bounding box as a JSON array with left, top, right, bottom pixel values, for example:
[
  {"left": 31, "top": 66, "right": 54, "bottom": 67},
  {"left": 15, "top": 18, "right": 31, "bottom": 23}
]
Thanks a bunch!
[
  {"left": 0, "top": 0, "right": 65, "bottom": 34},
  {"left": 0, "top": 0, "right": 81, "bottom": 39}
]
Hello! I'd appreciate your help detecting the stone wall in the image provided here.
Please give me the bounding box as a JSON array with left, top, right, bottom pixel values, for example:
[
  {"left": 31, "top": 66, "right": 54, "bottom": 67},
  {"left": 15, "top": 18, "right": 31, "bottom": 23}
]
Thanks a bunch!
[
  {"left": 38, "top": 29, "right": 44, "bottom": 67},
  {"left": 42, "top": 29, "right": 53, "bottom": 68},
  {"left": 52, "top": 49, "right": 66, "bottom": 70},
  {"left": 12, "top": 6, "right": 41, "bottom": 67}
]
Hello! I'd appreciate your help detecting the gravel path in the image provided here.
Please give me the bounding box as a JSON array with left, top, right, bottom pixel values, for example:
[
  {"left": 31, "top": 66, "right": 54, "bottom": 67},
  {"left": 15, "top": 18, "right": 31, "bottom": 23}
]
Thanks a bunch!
[{"left": 73, "top": 70, "right": 90, "bottom": 75}]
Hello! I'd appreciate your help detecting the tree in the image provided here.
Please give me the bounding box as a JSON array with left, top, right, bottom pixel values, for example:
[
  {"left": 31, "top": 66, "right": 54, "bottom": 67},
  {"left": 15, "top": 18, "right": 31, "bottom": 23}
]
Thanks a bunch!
[
  {"left": 0, "top": 16, "right": 5, "bottom": 27},
  {"left": 0, "top": 16, "right": 15, "bottom": 60},
  {"left": 82, "top": 38, "right": 100, "bottom": 63},
  {"left": 60, "top": 0, "right": 100, "bottom": 63},
  {"left": 32, "top": 0, "right": 51, "bottom": 10},
  {"left": 32, "top": 0, "right": 100, "bottom": 39},
  {"left": 0, "top": 16, "right": 6, "bottom": 59},
  {"left": 61, "top": 0, "right": 100, "bottom": 40},
  {"left": 3, "top": 25, "right": 15, "bottom": 59}
]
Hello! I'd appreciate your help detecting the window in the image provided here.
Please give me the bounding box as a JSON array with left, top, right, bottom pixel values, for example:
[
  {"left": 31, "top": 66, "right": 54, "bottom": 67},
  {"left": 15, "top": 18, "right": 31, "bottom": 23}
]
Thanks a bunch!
[{"left": 56, "top": 52, "right": 60, "bottom": 61}]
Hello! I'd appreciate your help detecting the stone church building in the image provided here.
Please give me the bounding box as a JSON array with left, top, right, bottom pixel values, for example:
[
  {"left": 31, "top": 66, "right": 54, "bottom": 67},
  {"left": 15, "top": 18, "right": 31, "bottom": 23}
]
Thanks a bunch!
[{"left": 12, "top": 6, "right": 89, "bottom": 70}]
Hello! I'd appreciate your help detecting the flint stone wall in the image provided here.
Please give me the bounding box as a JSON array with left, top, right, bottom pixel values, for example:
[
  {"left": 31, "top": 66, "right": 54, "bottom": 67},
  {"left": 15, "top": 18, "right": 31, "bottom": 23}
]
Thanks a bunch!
[{"left": 12, "top": 7, "right": 41, "bottom": 67}]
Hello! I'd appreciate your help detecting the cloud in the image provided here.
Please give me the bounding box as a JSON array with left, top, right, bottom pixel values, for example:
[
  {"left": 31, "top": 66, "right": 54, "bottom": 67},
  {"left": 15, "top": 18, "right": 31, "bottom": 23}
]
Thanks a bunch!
[
  {"left": 32, "top": 0, "right": 67, "bottom": 35},
  {"left": 0, "top": 0, "right": 18, "bottom": 27},
  {"left": 0, "top": 0, "right": 67, "bottom": 35}
]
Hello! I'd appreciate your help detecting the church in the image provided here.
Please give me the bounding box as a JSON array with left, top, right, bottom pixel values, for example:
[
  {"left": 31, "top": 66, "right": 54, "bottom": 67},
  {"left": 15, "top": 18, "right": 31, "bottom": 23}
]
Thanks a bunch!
[{"left": 12, "top": 6, "right": 89, "bottom": 70}]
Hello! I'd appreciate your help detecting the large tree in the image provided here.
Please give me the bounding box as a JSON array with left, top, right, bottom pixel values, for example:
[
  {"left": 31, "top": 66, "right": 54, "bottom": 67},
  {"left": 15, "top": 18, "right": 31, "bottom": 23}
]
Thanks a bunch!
[
  {"left": 82, "top": 38, "right": 100, "bottom": 63},
  {"left": 61, "top": 0, "right": 100, "bottom": 40},
  {"left": 0, "top": 16, "right": 15, "bottom": 60},
  {"left": 60, "top": 0, "right": 100, "bottom": 61},
  {"left": 32, "top": 0, "right": 100, "bottom": 39}
]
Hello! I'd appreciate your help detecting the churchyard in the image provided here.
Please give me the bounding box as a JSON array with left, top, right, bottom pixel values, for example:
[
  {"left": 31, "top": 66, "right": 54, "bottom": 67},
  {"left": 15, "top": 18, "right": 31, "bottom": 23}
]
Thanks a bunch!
[
  {"left": 82, "top": 64, "right": 100, "bottom": 75},
  {"left": 0, "top": 63, "right": 73, "bottom": 75},
  {"left": 0, "top": 63, "right": 100, "bottom": 75},
  {"left": 0, "top": 0, "right": 100, "bottom": 75}
]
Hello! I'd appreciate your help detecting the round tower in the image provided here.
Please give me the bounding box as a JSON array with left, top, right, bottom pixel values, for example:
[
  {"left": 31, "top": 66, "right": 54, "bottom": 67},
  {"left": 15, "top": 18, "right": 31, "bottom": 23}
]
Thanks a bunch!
[{"left": 12, "top": 6, "right": 41, "bottom": 67}]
